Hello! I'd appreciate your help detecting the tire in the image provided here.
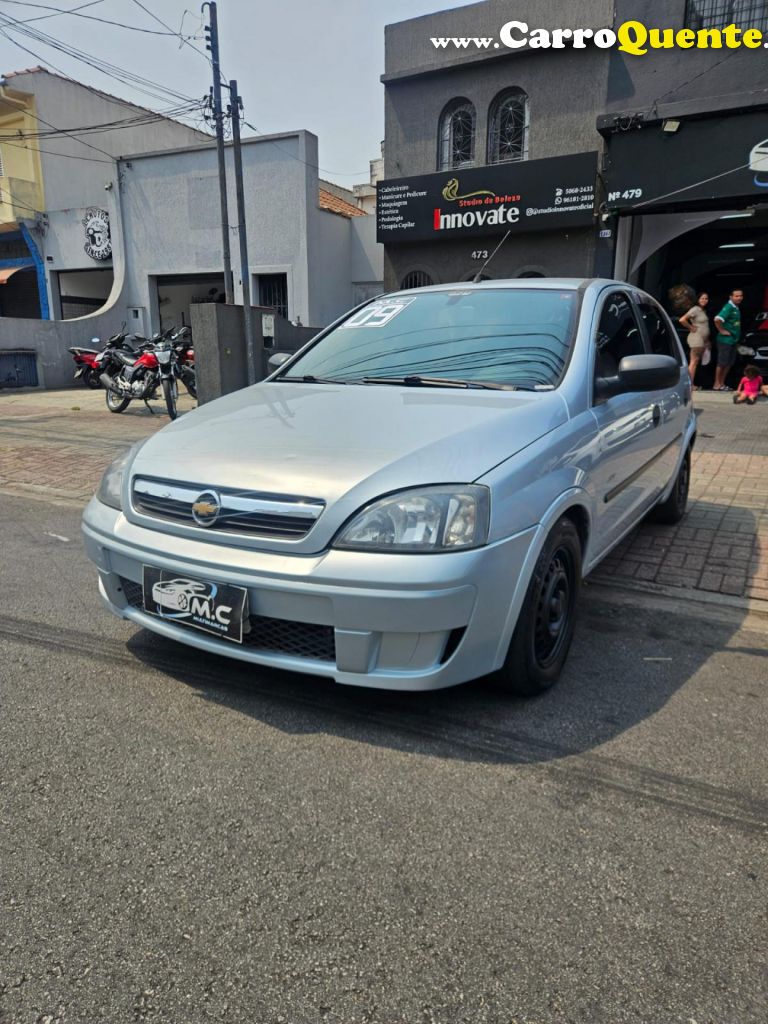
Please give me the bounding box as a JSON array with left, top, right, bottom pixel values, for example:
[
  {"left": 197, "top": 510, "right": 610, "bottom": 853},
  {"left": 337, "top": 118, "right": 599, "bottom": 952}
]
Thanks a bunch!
[
  {"left": 495, "top": 517, "right": 582, "bottom": 697},
  {"left": 105, "top": 388, "right": 130, "bottom": 414},
  {"left": 162, "top": 377, "right": 178, "bottom": 420},
  {"left": 84, "top": 368, "right": 102, "bottom": 389},
  {"left": 649, "top": 448, "right": 690, "bottom": 525},
  {"left": 182, "top": 370, "right": 197, "bottom": 399}
]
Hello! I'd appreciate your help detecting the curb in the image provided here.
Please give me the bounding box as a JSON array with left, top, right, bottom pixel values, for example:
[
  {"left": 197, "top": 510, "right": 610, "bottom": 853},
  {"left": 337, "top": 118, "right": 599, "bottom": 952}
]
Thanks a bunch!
[{"left": 586, "top": 574, "right": 768, "bottom": 623}]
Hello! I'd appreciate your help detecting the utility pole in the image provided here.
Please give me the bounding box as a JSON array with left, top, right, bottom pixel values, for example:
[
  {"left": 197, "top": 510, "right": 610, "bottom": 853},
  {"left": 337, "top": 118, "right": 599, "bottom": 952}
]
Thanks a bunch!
[
  {"left": 202, "top": 1, "right": 233, "bottom": 303},
  {"left": 229, "top": 79, "right": 256, "bottom": 385}
]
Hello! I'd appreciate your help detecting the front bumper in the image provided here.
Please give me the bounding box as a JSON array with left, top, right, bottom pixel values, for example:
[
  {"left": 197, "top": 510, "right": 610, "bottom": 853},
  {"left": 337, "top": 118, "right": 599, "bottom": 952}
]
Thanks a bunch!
[{"left": 82, "top": 497, "right": 539, "bottom": 691}]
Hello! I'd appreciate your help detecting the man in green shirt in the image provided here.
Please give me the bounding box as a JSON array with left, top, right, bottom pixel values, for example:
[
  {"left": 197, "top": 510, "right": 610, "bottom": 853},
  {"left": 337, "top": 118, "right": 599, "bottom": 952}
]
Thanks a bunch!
[{"left": 713, "top": 288, "right": 744, "bottom": 391}]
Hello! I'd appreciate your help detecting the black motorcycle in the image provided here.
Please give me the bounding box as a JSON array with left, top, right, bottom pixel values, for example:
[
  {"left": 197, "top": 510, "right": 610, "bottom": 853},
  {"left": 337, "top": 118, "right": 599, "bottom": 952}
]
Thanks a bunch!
[{"left": 99, "top": 330, "right": 181, "bottom": 419}]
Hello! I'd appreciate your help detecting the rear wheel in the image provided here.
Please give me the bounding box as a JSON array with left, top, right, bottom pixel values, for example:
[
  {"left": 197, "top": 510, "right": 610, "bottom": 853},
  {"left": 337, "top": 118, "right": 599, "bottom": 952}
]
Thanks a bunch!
[
  {"left": 494, "top": 517, "right": 582, "bottom": 697},
  {"left": 162, "top": 377, "right": 178, "bottom": 420},
  {"left": 649, "top": 448, "right": 690, "bottom": 524},
  {"left": 182, "top": 368, "right": 197, "bottom": 399},
  {"left": 84, "top": 368, "right": 102, "bottom": 389},
  {"left": 105, "top": 388, "right": 130, "bottom": 414}
]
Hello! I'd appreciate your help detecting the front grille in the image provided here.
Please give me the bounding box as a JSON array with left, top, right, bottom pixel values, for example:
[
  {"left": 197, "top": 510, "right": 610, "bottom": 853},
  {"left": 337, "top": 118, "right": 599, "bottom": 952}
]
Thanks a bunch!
[
  {"left": 118, "top": 576, "right": 335, "bottom": 663},
  {"left": 132, "top": 477, "right": 324, "bottom": 540}
]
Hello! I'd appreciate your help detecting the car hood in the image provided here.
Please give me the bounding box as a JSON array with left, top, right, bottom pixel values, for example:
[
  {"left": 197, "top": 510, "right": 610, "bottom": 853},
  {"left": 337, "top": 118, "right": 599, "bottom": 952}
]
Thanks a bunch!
[{"left": 130, "top": 381, "right": 566, "bottom": 508}]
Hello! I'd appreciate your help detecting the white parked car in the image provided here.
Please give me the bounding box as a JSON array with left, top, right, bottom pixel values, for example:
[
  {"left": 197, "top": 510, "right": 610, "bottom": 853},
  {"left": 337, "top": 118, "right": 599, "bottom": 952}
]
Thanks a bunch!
[{"left": 84, "top": 280, "right": 696, "bottom": 695}]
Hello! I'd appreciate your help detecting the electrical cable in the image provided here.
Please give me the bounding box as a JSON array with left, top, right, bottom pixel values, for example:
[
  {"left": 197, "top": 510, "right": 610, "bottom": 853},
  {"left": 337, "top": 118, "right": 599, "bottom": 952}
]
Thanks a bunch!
[
  {"left": 0, "top": 184, "right": 42, "bottom": 214},
  {"left": 628, "top": 161, "right": 753, "bottom": 210},
  {"left": 0, "top": 136, "right": 113, "bottom": 162},
  {"left": 0, "top": 13, "right": 200, "bottom": 106},
  {"left": 0, "top": 0, "right": 201, "bottom": 37},
  {"left": 0, "top": 0, "right": 104, "bottom": 26}
]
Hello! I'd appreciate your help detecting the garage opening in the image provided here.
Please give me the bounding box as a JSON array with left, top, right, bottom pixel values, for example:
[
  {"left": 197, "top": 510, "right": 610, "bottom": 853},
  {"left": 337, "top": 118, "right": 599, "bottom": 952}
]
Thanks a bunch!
[
  {"left": 155, "top": 273, "right": 226, "bottom": 333},
  {"left": 620, "top": 204, "right": 768, "bottom": 386}
]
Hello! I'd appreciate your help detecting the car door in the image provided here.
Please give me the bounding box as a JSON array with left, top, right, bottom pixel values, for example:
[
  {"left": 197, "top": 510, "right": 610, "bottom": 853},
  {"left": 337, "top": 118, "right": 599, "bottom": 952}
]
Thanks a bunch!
[
  {"left": 634, "top": 295, "right": 691, "bottom": 494},
  {"left": 589, "top": 289, "right": 666, "bottom": 556}
]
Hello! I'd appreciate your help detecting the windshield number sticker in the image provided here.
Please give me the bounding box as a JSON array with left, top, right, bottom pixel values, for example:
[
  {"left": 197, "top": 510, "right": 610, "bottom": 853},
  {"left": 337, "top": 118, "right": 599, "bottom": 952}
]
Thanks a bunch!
[{"left": 341, "top": 297, "right": 415, "bottom": 329}]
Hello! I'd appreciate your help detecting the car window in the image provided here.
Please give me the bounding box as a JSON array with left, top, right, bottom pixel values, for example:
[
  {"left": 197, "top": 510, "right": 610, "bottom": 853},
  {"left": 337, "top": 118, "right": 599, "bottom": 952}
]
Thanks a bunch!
[
  {"left": 594, "top": 291, "right": 645, "bottom": 381},
  {"left": 638, "top": 301, "right": 683, "bottom": 364},
  {"left": 279, "top": 288, "right": 580, "bottom": 389}
]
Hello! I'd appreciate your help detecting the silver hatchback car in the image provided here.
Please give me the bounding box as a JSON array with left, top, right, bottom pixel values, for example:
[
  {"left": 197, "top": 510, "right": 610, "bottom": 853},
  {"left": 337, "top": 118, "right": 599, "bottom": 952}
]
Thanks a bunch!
[{"left": 83, "top": 279, "right": 695, "bottom": 695}]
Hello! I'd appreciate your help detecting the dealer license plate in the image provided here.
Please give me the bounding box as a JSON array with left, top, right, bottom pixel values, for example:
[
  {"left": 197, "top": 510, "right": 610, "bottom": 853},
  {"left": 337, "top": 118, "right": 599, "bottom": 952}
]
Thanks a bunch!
[{"left": 142, "top": 566, "right": 248, "bottom": 644}]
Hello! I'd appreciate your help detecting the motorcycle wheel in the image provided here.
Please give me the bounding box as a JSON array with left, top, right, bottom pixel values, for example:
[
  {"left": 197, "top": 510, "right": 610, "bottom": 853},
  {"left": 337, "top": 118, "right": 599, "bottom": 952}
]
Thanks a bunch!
[
  {"left": 162, "top": 377, "right": 178, "bottom": 420},
  {"left": 182, "top": 370, "right": 197, "bottom": 399},
  {"left": 105, "top": 389, "right": 130, "bottom": 414},
  {"left": 84, "top": 368, "right": 102, "bottom": 390}
]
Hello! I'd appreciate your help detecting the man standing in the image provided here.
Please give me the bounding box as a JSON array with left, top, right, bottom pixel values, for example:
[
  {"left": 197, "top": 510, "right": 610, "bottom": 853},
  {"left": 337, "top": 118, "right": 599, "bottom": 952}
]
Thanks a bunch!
[{"left": 713, "top": 288, "right": 744, "bottom": 391}]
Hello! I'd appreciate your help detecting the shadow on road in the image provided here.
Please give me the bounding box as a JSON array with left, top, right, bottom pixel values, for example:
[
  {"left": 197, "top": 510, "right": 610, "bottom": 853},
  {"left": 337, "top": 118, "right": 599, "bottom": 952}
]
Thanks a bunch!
[{"left": 125, "top": 576, "right": 752, "bottom": 769}]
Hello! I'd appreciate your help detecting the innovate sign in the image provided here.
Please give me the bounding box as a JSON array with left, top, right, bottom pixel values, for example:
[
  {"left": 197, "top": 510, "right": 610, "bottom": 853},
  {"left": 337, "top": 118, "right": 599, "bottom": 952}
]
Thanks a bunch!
[{"left": 377, "top": 152, "right": 597, "bottom": 243}]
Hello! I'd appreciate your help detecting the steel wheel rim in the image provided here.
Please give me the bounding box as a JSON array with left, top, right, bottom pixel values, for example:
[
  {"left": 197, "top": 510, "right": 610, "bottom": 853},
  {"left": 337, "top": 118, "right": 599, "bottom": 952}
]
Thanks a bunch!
[{"left": 533, "top": 547, "right": 574, "bottom": 669}]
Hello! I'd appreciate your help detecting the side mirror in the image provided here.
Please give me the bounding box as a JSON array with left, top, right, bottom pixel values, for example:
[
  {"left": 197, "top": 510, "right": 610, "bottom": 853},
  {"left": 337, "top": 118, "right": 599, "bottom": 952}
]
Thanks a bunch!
[
  {"left": 596, "top": 354, "right": 680, "bottom": 400},
  {"left": 268, "top": 351, "right": 292, "bottom": 373}
]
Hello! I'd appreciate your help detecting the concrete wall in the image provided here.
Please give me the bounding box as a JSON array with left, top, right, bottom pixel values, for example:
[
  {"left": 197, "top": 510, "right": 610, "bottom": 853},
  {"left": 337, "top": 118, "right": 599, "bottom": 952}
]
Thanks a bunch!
[
  {"left": 191, "top": 301, "right": 318, "bottom": 403},
  {"left": 0, "top": 314, "right": 125, "bottom": 389}
]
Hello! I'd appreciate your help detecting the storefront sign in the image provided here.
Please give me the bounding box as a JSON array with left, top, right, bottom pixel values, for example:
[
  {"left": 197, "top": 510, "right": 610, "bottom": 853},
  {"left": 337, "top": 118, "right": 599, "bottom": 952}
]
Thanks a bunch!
[
  {"left": 377, "top": 152, "right": 597, "bottom": 243},
  {"left": 83, "top": 208, "right": 111, "bottom": 261},
  {"left": 605, "top": 111, "right": 768, "bottom": 210}
]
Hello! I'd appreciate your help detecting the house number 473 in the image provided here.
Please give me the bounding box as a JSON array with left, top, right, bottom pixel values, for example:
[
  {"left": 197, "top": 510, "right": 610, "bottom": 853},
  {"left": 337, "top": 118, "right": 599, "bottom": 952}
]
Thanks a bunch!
[{"left": 471, "top": 250, "right": 489, "bottom": 260}]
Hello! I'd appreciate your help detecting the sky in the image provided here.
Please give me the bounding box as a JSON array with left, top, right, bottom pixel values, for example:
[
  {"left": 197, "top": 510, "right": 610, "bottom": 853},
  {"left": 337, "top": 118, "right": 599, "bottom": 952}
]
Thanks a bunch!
[{"left": 0, "top": 0, "right": 478, "bottom": 185}]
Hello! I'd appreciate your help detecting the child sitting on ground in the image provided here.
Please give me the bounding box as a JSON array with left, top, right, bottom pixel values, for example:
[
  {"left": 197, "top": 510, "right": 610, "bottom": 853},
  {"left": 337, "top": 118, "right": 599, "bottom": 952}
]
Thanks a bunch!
[{"left": 733, "top": 365, "right": 768, "bottom": 406}]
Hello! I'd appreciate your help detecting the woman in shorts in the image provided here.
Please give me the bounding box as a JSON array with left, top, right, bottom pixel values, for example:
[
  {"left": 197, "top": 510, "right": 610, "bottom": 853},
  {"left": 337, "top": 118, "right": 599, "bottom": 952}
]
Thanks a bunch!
[{"left": 678, "top": 291, "right": 711, "bottom": 387}]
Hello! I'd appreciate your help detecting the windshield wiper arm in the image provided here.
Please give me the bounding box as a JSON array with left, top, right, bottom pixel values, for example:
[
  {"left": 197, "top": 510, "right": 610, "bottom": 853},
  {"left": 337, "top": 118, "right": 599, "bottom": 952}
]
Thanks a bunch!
[
  {"left": 360, "top": 375, "right": 513, "bottom": 390},
  {"left": 277, "top": 375, "right": 347, "bottom": 384}
]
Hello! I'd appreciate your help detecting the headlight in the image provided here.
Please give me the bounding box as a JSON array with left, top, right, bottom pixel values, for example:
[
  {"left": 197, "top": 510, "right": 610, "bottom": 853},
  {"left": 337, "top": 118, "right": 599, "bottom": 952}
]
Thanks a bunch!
[
  {"left": 96, "top": 442, "right": 144, "bottom": 510},
  {"left": 333, "top": 485, "right": 490, "bottom": 553}
]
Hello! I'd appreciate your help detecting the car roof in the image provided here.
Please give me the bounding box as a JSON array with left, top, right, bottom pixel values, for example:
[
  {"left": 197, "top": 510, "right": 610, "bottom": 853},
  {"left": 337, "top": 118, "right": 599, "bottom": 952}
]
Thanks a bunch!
[{"left": 394, "top": 278, "right": 619, "bottom": 297}]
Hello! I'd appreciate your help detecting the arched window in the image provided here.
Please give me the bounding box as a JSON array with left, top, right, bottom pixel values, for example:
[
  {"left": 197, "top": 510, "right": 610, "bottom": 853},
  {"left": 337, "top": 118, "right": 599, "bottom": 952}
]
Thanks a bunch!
[
  {"left": 487, "top": 88, "right": 528, "bottom": 164},
  {"left": 438, "top": 98, "right": 476, "bottom": 170},
  {"left": 400, "top": 270, "right": 434, "bottom": 290}
]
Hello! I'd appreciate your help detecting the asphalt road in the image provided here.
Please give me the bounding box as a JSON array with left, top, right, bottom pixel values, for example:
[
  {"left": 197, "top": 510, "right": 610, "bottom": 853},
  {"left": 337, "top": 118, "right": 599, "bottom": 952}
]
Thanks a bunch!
[{"left": 1, "top": 492, "right": 767, "bottom": 1024}]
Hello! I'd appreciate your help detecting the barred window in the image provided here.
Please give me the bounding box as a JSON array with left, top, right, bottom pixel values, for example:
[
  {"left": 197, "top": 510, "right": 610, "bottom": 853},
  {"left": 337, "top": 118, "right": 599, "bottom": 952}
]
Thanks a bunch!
[
  {"left": 685, "top": 0, "right": 768, "bottom": 31},
  {"left": 438, "top": 98, "right": 476, "bottom": 171},
  {"left": 258, "top": 273, "right": 288, "bottom": 319},
  {"left": 400, "top": 270, "right": 434, "bottom": 290},
  {"left": 487, "top": 89, "right": 528, "bottom": 165}
]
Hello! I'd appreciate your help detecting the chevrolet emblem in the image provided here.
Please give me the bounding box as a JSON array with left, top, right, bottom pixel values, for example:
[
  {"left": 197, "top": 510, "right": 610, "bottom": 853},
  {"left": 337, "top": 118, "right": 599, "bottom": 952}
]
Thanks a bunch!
[{"left": 191, "top": 490, "right": 221, "bottom": 526}]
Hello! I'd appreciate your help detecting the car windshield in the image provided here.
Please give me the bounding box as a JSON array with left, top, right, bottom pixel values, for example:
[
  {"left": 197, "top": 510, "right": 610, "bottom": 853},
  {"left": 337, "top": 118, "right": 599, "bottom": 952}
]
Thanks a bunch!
[{"left": 278, "top": 288, "right": 579, "bottom": 389}]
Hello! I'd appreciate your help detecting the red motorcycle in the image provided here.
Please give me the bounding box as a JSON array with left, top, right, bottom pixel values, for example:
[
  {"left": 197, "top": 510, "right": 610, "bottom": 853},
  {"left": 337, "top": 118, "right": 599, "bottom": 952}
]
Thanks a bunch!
[
  {"left": 99, "top": 330, "right": 180, "bottom": 419},
  {"left": 68, "top": 340, "right": 105, "bottom": 389}
]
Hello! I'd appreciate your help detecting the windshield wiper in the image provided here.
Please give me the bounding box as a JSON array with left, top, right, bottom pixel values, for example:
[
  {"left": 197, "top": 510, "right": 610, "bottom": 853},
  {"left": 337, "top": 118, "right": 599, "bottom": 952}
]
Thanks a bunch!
[
  {"left": 277, "top": 375, "right": 348, "bottom": 384},
  {"left": 359, "top": 375, "right": 514, "bottom": 390}
]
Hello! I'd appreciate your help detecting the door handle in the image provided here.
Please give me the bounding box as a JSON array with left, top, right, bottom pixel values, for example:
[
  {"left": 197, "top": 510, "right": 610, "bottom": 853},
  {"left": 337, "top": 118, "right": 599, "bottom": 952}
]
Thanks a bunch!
[{"left": 652, "top": 404, "right": 661, "bottom": 427}]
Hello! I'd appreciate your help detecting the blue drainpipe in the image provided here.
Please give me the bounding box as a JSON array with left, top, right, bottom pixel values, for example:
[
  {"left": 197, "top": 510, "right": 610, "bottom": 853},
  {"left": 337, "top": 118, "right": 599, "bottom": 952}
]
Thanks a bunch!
[{"left": 19, "top": 221, "right": 50, "bottom": 320}]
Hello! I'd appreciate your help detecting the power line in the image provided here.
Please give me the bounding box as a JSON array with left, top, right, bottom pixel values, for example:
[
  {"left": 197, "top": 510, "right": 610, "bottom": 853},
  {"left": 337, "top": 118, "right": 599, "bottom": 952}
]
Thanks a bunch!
[
  {"left": 630, "top": 161, "right": 753, "bottom": 210},
  {"left": 129, "top": 0, "right": 210, "bottom": 61},
  {"left": 0, "top": 0, "right": 202, "bottom": 36},
  {"left": 0, "top": 184, "right": 42, "bottom": 214},
  {"left": 0, "top": 13, "right": 200, "bottom": 107},
  {"left": 0, "top": 136, "right": 113, "bottom": 162},
  {"left": 0, "top": 0, "right": 104, "bottom": 26}
]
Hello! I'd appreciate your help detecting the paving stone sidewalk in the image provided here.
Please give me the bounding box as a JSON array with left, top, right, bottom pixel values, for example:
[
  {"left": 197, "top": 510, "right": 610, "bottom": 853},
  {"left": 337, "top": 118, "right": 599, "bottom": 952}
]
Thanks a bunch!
[
  {"left": 593, "top": 391, "right": 768, "bottom": 602},
  {"left": 2, "top": 386, "right": 767, "bottom": 604}
]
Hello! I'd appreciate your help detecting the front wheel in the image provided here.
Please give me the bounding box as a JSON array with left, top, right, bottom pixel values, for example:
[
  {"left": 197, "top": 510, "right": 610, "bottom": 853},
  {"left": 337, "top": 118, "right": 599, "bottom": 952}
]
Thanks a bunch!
[
  {"left": 181, "top": 369, "right": 197, "bottom": 399},
  {"left": 105, "top": 388, "right": 130, "bottom": 414},
  {"left": 494, "top": 517, "right": 582, "bottom": 697},
  {"left": 649, "top": 448, "right": 690, "bottom": 525},
  {"left": 161, "top": 377, "right": 178, "bottom": 420}
]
